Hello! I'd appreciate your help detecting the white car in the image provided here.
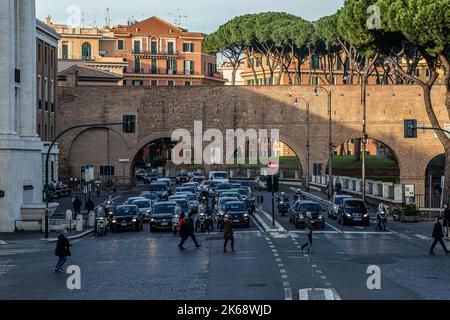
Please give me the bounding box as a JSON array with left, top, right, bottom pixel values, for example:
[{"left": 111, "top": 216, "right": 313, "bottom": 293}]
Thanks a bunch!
[
  {"left": 131, "top": 199, "right": 152, "bottom": 221},
  {"left": 158, "top": 178, "right": 172, "bottom": 188},
  {"left": 209, "top": 171, "right": 229, "bottom": 184}
]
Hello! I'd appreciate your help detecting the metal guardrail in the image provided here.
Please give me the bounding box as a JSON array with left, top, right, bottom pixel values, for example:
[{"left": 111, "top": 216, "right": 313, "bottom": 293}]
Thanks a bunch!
[{"left": 415, "top": 194, "right": 450, "bottom": 209}]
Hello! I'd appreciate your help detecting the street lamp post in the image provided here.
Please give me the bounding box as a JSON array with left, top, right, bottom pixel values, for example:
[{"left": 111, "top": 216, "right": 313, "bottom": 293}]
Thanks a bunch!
[
  {"left": 294, "top": 97, "right": 310, "bottom": 192},
  {"left": 361, "top": 76, "right": 368, "bottom": 202},
  {"left": 44, "top": 122, "right": 125, "bottom": 239},
  {"left": 314, "top": 86, "right": 333, "bottom": 199}
]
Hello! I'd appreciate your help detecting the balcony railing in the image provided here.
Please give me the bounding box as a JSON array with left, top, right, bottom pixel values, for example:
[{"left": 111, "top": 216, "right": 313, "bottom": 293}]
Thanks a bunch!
[
  {"left": 131, "top": 49, "right": 179, "bottom": 58},
  {"left": 128, "top": 69, "right": 224, "bottom": 79}
]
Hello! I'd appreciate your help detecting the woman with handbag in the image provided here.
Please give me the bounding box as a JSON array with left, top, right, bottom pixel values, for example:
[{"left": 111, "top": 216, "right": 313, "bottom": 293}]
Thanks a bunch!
[
  {"left": 300, "top": 212, "right": 313, "bottom": 254},
  {"left": 223, "top": 215, "right": 235, "bottom": 252}
]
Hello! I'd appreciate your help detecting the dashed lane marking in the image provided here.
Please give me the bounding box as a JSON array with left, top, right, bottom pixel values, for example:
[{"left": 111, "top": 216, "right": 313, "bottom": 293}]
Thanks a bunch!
[
  {"left": 232, "top": 257, "right": 259, "bottom": 260},
  {"left": 284, "top": 288, "right": 293, "bottom": 301},
  {"left": 281, "top": 275, "right": 288, "bottom": 279},
  {"left": 415, "top": 234, "right": 431, "bottom": 241},
  {"left": 280, "top": 269, "right": 287, "bottom": 274},
  {"left": 325, "top": 222, "right": 343, "bottom": 233},
  {"left": 283, "top": 282, "right": 290, "bottom": 287},
  {"left": 0, "top": 241, "right": 7, "bottom": 245}
]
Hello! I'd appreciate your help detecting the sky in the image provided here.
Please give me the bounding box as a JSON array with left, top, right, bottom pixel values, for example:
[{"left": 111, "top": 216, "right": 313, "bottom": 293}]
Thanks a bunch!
[{"left": 36, "top": 0, "right": 344, "bottom": 33}]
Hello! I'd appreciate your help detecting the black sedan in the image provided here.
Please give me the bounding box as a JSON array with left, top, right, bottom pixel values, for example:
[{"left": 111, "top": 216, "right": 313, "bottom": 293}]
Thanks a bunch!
[
  {"left": 289, "top": 200, "right": 326, "bottom": 229},
  {"left": 110, "top": 205, "right": 143, "bottom": 232},
  {"left": 149, "top": 202, "right": 177, "bottom": 232},
  {"left": 176, "top": 172, "right": 190, "bottom": 184},
  {"left": 149, "top": 182, "right": 169, "bottom": 200},
  {"left": 224, "top": 201, "right": 250, "bottom": 228},
  {"left": 337, "top": 198, "right": 370, "bottom": 226}
]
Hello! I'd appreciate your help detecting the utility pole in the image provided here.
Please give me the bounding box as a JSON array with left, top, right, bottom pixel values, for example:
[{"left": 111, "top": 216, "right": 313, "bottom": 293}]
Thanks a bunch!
[{"left": 361, "top": 75, "right": 367, "bottom": 202}]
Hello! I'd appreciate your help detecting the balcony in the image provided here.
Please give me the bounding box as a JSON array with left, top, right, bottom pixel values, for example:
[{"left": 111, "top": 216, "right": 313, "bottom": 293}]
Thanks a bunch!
[
  {"left": 14, "top": 68, "right": 20, "bottom": 84},
  {"left": 131, "top": 49, "right": 179, "bottom": 60}
]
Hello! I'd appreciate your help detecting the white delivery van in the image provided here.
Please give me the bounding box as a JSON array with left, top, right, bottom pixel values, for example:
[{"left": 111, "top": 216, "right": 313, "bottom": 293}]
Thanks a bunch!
[{"left": 209, "top": 171, "right": 229, "bottom": 184}]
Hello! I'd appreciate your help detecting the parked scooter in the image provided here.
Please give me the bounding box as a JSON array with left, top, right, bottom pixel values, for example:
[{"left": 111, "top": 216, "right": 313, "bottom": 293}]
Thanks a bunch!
[
  {"left": 375, "top": 204, "right": 388, "bottom": 231},
  {"left": 391, "top": 206, "right": 402, "bottom": 221}
]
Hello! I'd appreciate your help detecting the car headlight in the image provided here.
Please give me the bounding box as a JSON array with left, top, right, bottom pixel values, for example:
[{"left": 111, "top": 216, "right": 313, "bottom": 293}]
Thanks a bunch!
[
  {"left": 132, "top": 217, "right": 137, "bottom": 222},
  {"left": 346, "top": 213, "right": 352, "bottom": 217},
  {"left": 112, "top": 219, "right": 116, "bottom": 223},
  {"left": 243, "top": 213, "right": 249, "bottom": 218},
  {"left": 150, "top": 218, "right": 155, "bottom": 222},
  {"left": 364, "top": 213, "right": 369, "bottom": 217},
  {"left": 318, "top": 214, "right": 324, "bottom": 220},
  {"left": 299, "top": 214, "right": 304, "bottom": 219}
]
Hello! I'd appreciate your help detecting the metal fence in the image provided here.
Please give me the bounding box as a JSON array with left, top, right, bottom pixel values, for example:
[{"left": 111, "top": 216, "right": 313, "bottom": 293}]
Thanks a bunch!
[{"left": 415, "top": 194, "right": 450, "bottom": 209}]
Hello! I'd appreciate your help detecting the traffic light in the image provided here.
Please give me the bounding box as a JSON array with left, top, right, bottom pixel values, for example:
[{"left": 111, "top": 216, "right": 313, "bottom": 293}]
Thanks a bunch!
[
  {"left": 404, "top": 119, "right": 417, "bottom": 138},
  {"left": 266, "top": 175, "right": 279, "bottom": 192},
  {"left": 123, "top": 115, "right": 136, "bottom": 133}
]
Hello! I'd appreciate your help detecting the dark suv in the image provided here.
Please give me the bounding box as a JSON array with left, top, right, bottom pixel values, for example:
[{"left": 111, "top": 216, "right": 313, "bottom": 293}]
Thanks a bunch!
[
  {"left": 176, "top": 172, "right": 190, "bottom": 184},
  {"left": 110, "top": 205, "right": 143, "bottom": 232},
  {"left": 289, "top": 200, "right": 326, "bottom": 229},
  {"left": 337, "top": 198, "right": 370, "bottom": 226}
]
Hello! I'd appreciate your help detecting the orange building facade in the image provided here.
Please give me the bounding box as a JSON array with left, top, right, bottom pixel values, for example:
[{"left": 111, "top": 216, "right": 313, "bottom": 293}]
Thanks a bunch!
[{"left": 112, "top": 17, "right": 225, "bottom": 87}]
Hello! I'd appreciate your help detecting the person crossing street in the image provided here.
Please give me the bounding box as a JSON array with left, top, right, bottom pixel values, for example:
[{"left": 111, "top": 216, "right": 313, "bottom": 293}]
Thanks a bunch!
[
  {"left": 300, "top": 212, "right": 314, "bottom": 254},
  {"left": 223, "top": 215, "right": 235, "bottom": 252},
  {"left": 429, "top": 217, "right": 449, "bottom": 256},
  {"left": 178, "top": 210, "right": 201, "bottom": 250}
]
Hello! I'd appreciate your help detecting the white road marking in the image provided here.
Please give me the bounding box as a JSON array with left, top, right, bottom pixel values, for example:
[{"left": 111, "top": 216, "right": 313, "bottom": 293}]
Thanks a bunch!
[
  {"left": 298, "top": 289, "right": 309, "bottom": 300},
  {"left": 398, "top": 233, "right": 412, "bottom": 240},
  {"left": 251, "top": 216, "right": 268, "bottom": 233},
  {"left": 289, "top": 230, "right": 339, "bottom": 234},
  {"left": 232, "top": 257, "right": 259, "bottom": 260},
  {"left": 235, "top": 251, "right": 257, "bottom": 254},
  {"left": 280, "top": 269, "right": 286, "bottom": 274},
  {"left": 325, "top": 222, "right": 343, "bottom": 233},
  {"left": 0, "top": 241, "right": 7, "bottom": 245},
  {"left": 283, "top": 282, "right": 290, "bottom": 287},
  {"left": 272, "top": 249, "right": 278, "bottom": 253},
  {"left": 299, "top": 288, "right": 341, "bottom": 300},
  {"left": 274, "top": 253, "right": 279, "bottom": 257},
  {"left": 316, "top": 270, "right": 323, "bottom": 274},
  {"left": 331, "top": 288, "right": 342, "bottom": 300},
  {"left": 344, "top": 234, "right": 354, "bottom": 239},
  {"left": 278, "top": 264, "right": 284, "bottom": 267},
  {"left": 261, "top": 210, "right": 287, "bottom": 232},
  {"left": 415, "top": 234, "right": 431, "bottom": 241},
  {"left": 287, "top": 256, "right": 308, "bottom": 259},
  {"left": 276, "top": 258, "right": 282, "bottom": 262},
  {"left": 281, "top": 275, "right": 288, "bottom": 279},
  {"left": 284, "top": 288, "right": 293, "bottom": 300},
  {"left": 320, "top": 275, "right": 327, "bottom": 280},
  {"left": 344, "top": 231, "right": 394, "bottom": 235},
  {"left": 325, "top": 282, "right": 332, "bottom": 286}
]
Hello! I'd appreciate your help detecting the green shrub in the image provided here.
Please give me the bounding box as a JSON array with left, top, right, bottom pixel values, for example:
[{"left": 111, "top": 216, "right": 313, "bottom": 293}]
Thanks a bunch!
[{"left": 402, "top": 204, "right": 417, "bottom": 217}]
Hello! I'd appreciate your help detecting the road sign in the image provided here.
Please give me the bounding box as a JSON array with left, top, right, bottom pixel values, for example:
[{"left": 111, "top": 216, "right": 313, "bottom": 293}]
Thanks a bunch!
[
  {"left": 268, "top": 160, "right": 279, "bottom": 171},
  {"left": 405, "top": 185, "right": 415, "bottom": 198}
]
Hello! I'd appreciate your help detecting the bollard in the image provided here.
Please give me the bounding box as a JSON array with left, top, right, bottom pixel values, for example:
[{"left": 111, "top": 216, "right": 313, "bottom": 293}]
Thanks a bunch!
[
  {"left": 76, "top": 214, "right": 84, "bottom": 232},
  {"left": 65, "top": 210, "right": 73, "bottom": 221},
  {"left": 88, "top": 211, "right": 96, "bottom": 227}
]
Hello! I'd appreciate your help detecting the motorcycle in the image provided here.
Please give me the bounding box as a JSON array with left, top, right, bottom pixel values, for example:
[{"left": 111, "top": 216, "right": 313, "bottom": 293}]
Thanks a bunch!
[
  {"left": 293, "top": 191, "right": 305, "bottom": 202},
  {"left": 277, "top": 197, "right": 290, "bottom": 216},
  {"left": 196, "top": 205, "right": 213, "bottom": 232},
  {"left": 96, "top": 217, "right": 108, "bottom": 236},
  {"left": 216, "top": 212, "right": 225, "bottom": 231},
  {"left": 375, "top": 207, "right": 387, "bottom": 231}
]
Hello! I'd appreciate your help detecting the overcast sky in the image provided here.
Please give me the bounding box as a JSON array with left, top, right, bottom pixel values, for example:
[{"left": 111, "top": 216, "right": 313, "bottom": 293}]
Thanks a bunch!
[{"left": 36, "top": 0, "right": 344, "bottom": 33}]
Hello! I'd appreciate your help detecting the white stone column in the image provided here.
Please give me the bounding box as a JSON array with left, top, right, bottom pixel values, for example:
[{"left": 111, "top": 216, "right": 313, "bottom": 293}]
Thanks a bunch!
[
  {"left": 0, "top": 0, "right": 13, "bottom": 134},
  {"left": 19, "top": 0, "right": 37, "bottom": 137}
]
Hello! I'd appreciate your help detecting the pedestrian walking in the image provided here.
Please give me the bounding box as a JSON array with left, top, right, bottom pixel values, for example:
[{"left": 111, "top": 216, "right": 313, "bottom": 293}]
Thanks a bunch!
[
  {"left": 223, "top": 215, "right": 234, "bottom": 252},
  {"left": 429, "top": 216, "right": 449, "bottom": 256},
  {"left": 54, "top": 227, "right": 72, "bottom": 273},
  {"left": 300, "top": 212, "right": 314, "bottom": 254},
  {"left": 178, "top": 210, "right": 201, "bottom": 250},
  {"left": 73, "top": 196, "right": 82, "bottom": 217},
  {"left": 443, "top": 203, "right": 450, "bottom": 239},
  {"left": 335, "top": 180, "right": 342, "bottom": 195},
  {"left": 85, "top": 197, "right": 95, "bottom": 213}
]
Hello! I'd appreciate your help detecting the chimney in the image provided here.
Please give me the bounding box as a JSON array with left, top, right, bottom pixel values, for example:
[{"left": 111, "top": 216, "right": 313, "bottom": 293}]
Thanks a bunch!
[{"left": 66, "top": 69, "right": 79, "bottom": 87}]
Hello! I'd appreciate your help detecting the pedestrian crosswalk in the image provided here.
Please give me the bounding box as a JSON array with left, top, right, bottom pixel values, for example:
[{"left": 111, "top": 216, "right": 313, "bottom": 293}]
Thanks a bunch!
[{"left": 0, "top": 258, "right": 16, "bottom": 279}]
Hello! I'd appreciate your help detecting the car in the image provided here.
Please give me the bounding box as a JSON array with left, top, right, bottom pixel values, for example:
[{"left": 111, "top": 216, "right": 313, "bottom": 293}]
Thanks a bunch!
[
  {"left": 140, "top": 192, "right": 158, "bottom": 205},
  {"left": 176, "top": 172, "right": 190, "bottom": 184},
  {"left": 329, "top": 195, "right": 353, "bottom": 219},
  {"left": 149, "top": 202, "right": 177, "bottom": 232},
  {"left": 215, "top": 183, "right": 234, "bottom": 192},
  {"left": 144, "top": 172, "right": 159, "bottom": 184},
  {"left": 337, "top": 198, "right": 370, "bottom": 226},
  {"left": 224, "top": 201, "right": 250, "bottom": 228},
  {"left": 110, "top": 205, "right": 143, "bottom": 232},
  {"left": 125, "top": 197, "right": 147, "bottom": 205},
  {"left": 168, "top": 196, "right": 190, "bottom": 214},
  {"left": 209, "top": 171, "right": 230, "bottom": 184},
  {"left": 239, "top": 181, "right": 254, "bottom": 190},
  {"left": 216, "top": 197, "right": 240, "bottom": 213},
  {"left": 131, "top": 199, "right": 152, "bottom": 222},
  {"left": 158, "top": 178, "right": 172, "bottom": 189},
  {"left": 178, "top": 186, "right": 198, "bottom": 195},
  {"left": 182, "top": 182, "right": 200, "bottom": 189},
  {"left": 289, "top": 200, "right": 326, "bottom": 229},
  {"left": 135, "top": 168, "right": 147, "bottom": 181},
  {"left": 175, "top": 192, "right": 199, "bottom": 208},
  {"left": 192, "top": 172, "right": 206, "bottom": 182},
  {"left": 149, "top": 182, "right": 169, "bottom": 200},
  {"left": 230, "top": 183, "right": 242, "bottom": 189}
]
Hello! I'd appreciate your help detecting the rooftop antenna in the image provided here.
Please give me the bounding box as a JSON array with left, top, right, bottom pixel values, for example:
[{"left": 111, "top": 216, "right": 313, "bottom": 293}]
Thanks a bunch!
[
  {"left": 106, "top": 7, "right": 110, "bottom": 27},
  {"left": 81, "top": 11, "right": 85, "bottom": 27},
  {"left": 183, "top": 15, "right": 188, "bottom": 30}
]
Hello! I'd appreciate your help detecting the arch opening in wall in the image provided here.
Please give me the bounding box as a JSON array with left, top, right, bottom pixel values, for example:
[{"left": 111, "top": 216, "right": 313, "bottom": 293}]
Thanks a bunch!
[
  {"left": 81, "top": 42, "right": 92, "bottom": 61},
  {"left": 328, "top": 138, "right": 400, "bottom": 183},
  {"left": 423, "top": 153, "right": 445, "bottom": 208}
]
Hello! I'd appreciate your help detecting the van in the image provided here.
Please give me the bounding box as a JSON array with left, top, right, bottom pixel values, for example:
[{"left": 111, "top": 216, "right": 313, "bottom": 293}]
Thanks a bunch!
[{"left": 209, "top": 171, "right": 229, "bottom": 184}]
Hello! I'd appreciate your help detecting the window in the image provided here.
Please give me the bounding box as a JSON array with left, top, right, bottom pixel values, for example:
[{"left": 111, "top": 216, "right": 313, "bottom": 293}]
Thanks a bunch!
[
  {"left": 183, "top": 43, "right": 194, "bottom": 52},
  {"left": 256, "top": 57, "right": 262, "bottom": 67},
  {"left": 414, "top": 69, "right": 420, "bottom": 77},
  {"left": 167, "top": 60, "right": 177, "bottom": 74},
  {"left": 257, "top": 78, "right": 263, "bottom": 85},
  {"left": 337, "top": 56, "right": 343, "bottom": 70},
  {"left": 133, "top": 40, "right": 141, "bottom": 53},
  {"left": 123, "top": 115, "right": 136, "bottom": 133},
  {"left": 38, "top": 43, "right": 41, "bottom": 61},
  {"left": 50, "top": 80, "right": 54, "bottom": 112},
  {"left": 134, "top": 59, "right": 141, "bottom": 73},
  {"left": 51, "top": 49, "right": 54, "bottom": 67},
  {"left": 37, "top": 123, "right": 41, "bottom": 136},
  {"left": 81, "top": 42, "right": 91, "bottom": 60},
  {"left": 37, "top": 75, "right": 42, "bottom": 109},
  {"left": 168, "top": 80, "right": 174, "bottom": 86},
  {"left": 426, "top": 68, "right": 430, "bottom": 77},
  {"left": 151, "top": 41, "right": 157, "bottom": 54},
  {"left": 44, "top": 125, "right": 47, "bottom": 141},
  {"left": 133, "top": 80, "right": 143, "bottom": 86},
  {"left": 266, "top": 78, "right": 271, "bottom": 85},
  {"left": 151, "top": 80, "right": 158, "bottom": 87},
  {"left": 123, "top": 80, "right": 127, "bottom": 86},
  {"left": 62, "top": 44, "right": 69, "bottom": 59},
  {"left": 44, "top": 77, "right": 48, "bottom": 110},
  {"left": 100, "top": 166, "right": 115, "bottom": 176},
  {"left": 151, "top": 60, "right": 158, "bottom": 74},
  {"left": 167, "top": 42, "right": 174, "bottom": 54},
  {"left": 266, "top": 56, "right": 270, "bottom": 67},
  {"left": 44, "top": 46, "right": 48, "bottom": 64},
  {"left": 247, "top": 58, "right": 254, "bottom": 68},
  {"left": 50, "top": 125, "right": 54, "bottom": 140},
  {"left": 247, "top": 79, "right": 255, "bottom": 86},
  {"left": 184, "top": 61, "right": 194, "bottom": 75},
  {"left": 184, "top": 81, "right": 191, "bottom": 86},
  {"left": 208, "top": 63, "right": 217, "bottom": 77},
  {"left": 404, "top": 119, "right": 417, "bottom": 138},
  {"left": 118, "top": 40, "right": 124, "bottom": 50},
  {"left": 311, "top": 76, "right": 319, "bottom": 85},
  {"left": 311, "top": 55, "right": 319, "bottom": 69}
]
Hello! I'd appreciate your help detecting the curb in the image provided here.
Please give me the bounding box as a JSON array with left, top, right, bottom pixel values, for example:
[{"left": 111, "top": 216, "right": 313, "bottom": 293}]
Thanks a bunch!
[{"left": 41, "top": 228, "right": 95, "bottom": 243}]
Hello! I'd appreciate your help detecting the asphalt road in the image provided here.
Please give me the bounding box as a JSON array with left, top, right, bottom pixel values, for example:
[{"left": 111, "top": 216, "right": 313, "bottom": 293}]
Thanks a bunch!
[{"left": 0, "top": 182, "right": 449, "bottom": 300}]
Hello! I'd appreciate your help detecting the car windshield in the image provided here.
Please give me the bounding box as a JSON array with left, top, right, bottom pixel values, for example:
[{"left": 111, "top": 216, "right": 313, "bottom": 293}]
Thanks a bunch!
[
  {"left": 345, "top": 201, "right": 367, "bottom": 213},
  {"left": 178, "top": 173, "right": 188, "bottom": 177},
  {"left": 153, "top": 204, "right": 176, "bottom": 214},
  {"left": 213, "top": 173, "right": 228, "bottom": 179},
  {"left": 183, "top": 183, "right": 198, "bottom": 187},
  {"left": 132, "top": 200, "right": 150, "bottom": 208},
  {"left": 193, "top": 173, "right": 203, "bottom": 177},
  {"left": 142, "top": 193, "right": 157, "bottom": 200},
  {"left": 180, "top": 188, "right": 196, "bottom": 193},
  {"left": 219, "top": 197, "right": 239, "bottom": 205},
  {"left": 114, "top": 206, "right": 136, "bottom": 216},
  {"left": 226, "top": 202, "right": 247, "bottom": 212},
  {"left": 221, "top": 192, "right": 239, "bottom": 198},
  {"left": 149, "top": 184, "right": 166, "bottom": 191},
  {"left": 174, "top": 200, "right": 189, "bottom": 211},
  {"left": 334, "top": 196, "right": 351, "bottom": 204},
  {"left": 217, "top": 184, "right": 233, "bottom": 191},
  {"left": 299, "top": 203, "right": 322, "bottom": 213}
]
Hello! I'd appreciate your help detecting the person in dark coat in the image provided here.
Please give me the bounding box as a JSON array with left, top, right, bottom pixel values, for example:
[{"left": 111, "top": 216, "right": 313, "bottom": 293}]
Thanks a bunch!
[
  {"left": 54, "top": 227, "right": 72, "bottom": 273},
  {"left": 335, "top": 180, "right": 342, "bottom": 195},
  {"left": 73, "top": 196, "right": 82, "bottom": 216},
  {"left": 178, "top": 210, "right": 201, "bottom": 249},
  {"left": 429, "top": 216, "right": 449, "bottom": 256},
  {"left": 85, "top": 197, "right": 95, "bottom": 213},
  {"left": 223, "top": 215, "right": 234, "bottom": 252},
  {"left": 300, "top": 212, "right": 314, "bottom": 254},
  {"left": 443, "top": 203, "right": 450, "bottom": 239}
]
